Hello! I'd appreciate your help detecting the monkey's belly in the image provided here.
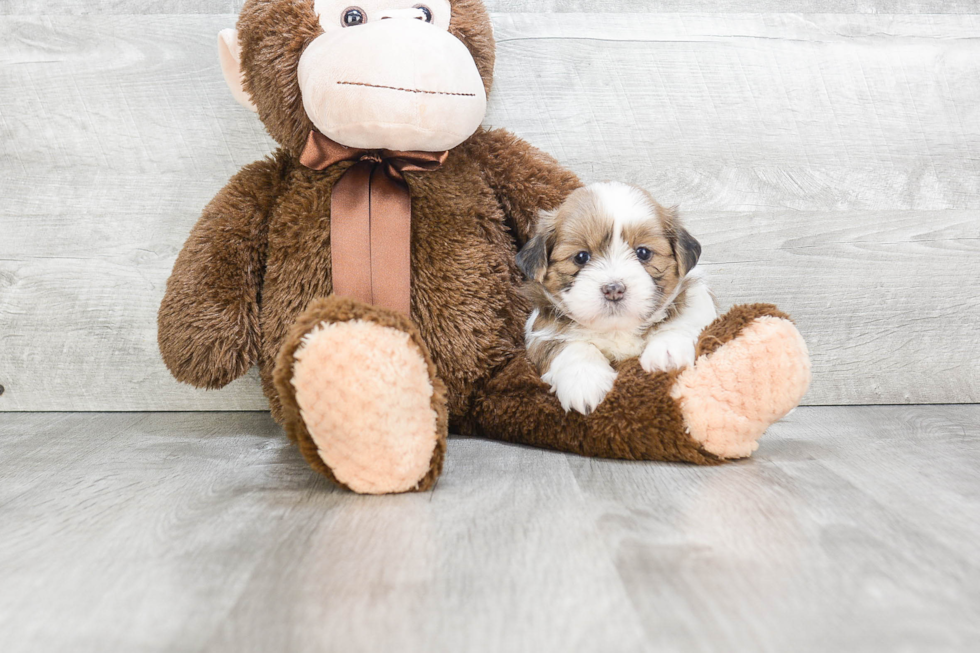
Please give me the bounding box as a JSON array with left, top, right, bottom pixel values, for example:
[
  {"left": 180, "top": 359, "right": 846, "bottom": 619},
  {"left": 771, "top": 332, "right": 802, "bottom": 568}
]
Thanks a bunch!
[{"left": 409, "top": 240, "right": 525, "bottom": 408}]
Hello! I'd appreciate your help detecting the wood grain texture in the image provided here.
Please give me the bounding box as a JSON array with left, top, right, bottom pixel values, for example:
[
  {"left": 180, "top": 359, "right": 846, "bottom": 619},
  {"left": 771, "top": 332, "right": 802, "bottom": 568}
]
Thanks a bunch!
[
  {"left": 0, "top": 406, "right": 978, "bottom": 652},
  {"left": 0, "top": 15, "right": 274, "bottom": 411},
  {"left": 0, "top": 1, "right": 246, "bottom": 14},
  {"left": 1, "top": 11, "right": 979, "bottom": 409},
  {"left": 6, "top": 1, "right": 980, "bottom": 15},
  {"left": 488, "top": 0, "right": 980, "bottom": 12}
]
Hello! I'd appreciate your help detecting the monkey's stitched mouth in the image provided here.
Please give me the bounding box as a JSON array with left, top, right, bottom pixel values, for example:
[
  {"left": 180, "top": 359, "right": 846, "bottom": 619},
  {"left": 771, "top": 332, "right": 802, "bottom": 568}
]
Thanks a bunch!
[{"left": 338, "top": 80, "right": 477, "bottom": 97}]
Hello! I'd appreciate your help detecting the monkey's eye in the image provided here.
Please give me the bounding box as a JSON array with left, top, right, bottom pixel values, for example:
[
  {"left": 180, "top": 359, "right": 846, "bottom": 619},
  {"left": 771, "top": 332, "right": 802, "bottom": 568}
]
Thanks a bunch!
[
  {"left": 342, "top": 7, "right": 366, "bottom": 27},
  {"left": 414, "top": 5, "right": 434, "bottom": 22},
  {"left": 574, "top": 251, "right": 591, "bottom": 266},
  {"left": 636, "top": 247, "right": 653, "bottom": 262}
]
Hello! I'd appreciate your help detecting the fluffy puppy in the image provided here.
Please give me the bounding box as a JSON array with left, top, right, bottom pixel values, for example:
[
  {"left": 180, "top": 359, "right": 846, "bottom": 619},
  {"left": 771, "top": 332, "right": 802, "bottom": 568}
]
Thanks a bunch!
[{"left": 517, "top": 182, "right": 718, "bottom": 415}]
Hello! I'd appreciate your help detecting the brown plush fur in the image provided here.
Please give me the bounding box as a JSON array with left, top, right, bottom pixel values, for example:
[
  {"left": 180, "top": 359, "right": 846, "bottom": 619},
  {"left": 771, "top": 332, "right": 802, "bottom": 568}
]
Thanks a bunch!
[
  {"left": 467, "top": 353, "right": 720, "bottom": 465},
  {"left": 696, "top": 303, "right": 792, "bottom": 358},
  {"left": 158, "top": 151, "right": 291, "bottom": 389},
  {"left": 158, "top": 0, "right": 803, "bottom": 485},
  {"left": 466, "top": 303, "right": 792, "bottom": 464},
  {"left": 157, "top": 122, "right": 581, "bottom": 417}
]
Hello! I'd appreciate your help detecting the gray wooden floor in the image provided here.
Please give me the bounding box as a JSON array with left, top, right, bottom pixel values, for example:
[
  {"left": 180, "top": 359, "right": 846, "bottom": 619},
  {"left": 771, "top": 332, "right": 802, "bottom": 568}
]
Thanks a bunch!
[{"left": 0, "top": 407, "right": 978, "bottom": 652}]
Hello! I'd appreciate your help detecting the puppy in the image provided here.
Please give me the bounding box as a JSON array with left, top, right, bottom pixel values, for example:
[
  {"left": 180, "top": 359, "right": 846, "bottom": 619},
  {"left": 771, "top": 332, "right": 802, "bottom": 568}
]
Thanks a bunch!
[{"left": 517, "top": 182, "right": 718, "bottom": 415}]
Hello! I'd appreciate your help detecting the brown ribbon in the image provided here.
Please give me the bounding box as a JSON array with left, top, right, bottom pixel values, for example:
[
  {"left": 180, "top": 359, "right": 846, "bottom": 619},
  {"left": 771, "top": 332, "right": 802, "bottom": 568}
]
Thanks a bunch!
[{"left": 300, "top": 130, "right": 449, "bottom": 316}]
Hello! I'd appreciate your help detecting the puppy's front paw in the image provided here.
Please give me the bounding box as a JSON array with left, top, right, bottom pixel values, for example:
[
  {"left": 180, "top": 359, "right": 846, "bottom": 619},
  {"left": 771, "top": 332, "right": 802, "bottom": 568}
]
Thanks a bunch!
[
  {"left": 541, "top": 344, "right": 618, "bottom": 415},
  {"left": 551, "top": 368, "right": 616, "bottom": 415},
  {"left": 641, "top": 331, "right": 697, "bottom": 373}
]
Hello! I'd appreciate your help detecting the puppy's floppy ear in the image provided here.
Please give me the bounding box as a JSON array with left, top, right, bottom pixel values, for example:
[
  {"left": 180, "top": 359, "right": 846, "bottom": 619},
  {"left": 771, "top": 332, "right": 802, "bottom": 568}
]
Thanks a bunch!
[
  {"left": 517, "top": 234, "right": 549, "bottom": 282},
  {"left": 675, "top": 227, "right": 702, "bottom": 276},
  {"left": 517, "top": 210, "right": 557, "bottom": 282},
  {"left": 664, "top": 207, "right": 702, "bottom": 277}
]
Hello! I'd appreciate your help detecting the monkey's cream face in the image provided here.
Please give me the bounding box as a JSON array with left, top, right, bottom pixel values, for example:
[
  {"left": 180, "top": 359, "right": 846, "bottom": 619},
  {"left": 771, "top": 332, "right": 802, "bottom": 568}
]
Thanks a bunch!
[{"left": 297, "top": 0, "right": 487, "bottom": 151}]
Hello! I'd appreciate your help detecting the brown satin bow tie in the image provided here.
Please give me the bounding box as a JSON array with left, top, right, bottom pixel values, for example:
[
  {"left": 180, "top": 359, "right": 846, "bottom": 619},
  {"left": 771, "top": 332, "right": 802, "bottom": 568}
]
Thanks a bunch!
[{"left": 300, "top": 130, "right": 449, "bottom": 315}]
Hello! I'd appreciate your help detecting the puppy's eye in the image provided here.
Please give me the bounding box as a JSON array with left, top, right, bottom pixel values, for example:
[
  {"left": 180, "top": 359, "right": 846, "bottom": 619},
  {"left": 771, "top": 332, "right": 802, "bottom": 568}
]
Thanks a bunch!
[
  {"left": 415, "top": 4, "right": 433, "bottom": 22},
  {"left": 574, "top": 251, "right": 591, "bottom": 266},
  {"left": 342, "top": 7, "right": 366, "bottom": 26},
  {"left": 636, "top": 247, "right": 653, "bottom": 262}
]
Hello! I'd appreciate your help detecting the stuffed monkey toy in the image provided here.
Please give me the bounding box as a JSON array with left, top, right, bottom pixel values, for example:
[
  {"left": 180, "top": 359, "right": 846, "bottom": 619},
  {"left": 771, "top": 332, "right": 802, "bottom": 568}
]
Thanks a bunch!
[{"left": 159, "top": 0, "right": 811, "bottom": 494}]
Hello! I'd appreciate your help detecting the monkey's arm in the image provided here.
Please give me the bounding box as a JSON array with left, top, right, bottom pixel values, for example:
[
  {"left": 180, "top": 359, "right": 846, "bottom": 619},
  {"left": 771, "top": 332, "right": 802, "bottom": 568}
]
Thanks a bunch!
[
  {"left": 469, "top": 128, "right": 582, "bottom": 245},
  {"left": 158, "top": 152, "right": 290, "bottom": 389}
]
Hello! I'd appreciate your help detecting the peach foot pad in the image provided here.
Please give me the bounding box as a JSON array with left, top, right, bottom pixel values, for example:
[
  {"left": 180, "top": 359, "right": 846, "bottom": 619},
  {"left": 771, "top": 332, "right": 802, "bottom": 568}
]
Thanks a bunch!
[
  {"left": 291, "top": 319, "right": 441, "bottom": 494},
  {"left": 671, "top": 316, "right": 811, "bottom": 459}
]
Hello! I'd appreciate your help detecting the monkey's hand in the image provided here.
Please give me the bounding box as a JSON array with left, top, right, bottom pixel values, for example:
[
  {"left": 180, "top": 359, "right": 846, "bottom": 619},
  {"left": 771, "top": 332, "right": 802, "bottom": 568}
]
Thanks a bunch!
[{"left": 158, "top": 153, "right": 289, "bottom": 389}]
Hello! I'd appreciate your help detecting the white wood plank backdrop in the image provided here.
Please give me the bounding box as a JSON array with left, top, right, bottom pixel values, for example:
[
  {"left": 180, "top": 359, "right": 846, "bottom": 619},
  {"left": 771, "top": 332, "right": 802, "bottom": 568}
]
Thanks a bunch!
[{"left": 1, "top": 2, "right": 978, "bottom": 410}]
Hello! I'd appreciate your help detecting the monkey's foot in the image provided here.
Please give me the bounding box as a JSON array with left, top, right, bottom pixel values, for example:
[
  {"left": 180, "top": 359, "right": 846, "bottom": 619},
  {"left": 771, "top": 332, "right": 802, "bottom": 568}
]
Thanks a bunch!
[
  {"left": 275, "top": 297, "right": 447, "bottom": 494},
  {"left": 671, "top": 305, "right": 811, "bottom": 460}
]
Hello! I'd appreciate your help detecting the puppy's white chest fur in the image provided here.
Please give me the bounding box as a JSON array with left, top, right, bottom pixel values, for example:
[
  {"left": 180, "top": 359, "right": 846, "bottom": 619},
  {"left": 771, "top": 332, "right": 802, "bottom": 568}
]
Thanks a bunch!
[{"left": 571, "top": 327, "right": 646, "bottom": 362}]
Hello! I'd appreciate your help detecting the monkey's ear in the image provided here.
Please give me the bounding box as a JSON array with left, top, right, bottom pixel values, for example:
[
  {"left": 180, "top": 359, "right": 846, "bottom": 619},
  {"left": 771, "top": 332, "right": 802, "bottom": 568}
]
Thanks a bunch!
[
  {"left": 218, "top": 28, "right": 258, "bottom": 113},
  {"left": 516, "top": 233, "right": 551, "bottom": 283}
]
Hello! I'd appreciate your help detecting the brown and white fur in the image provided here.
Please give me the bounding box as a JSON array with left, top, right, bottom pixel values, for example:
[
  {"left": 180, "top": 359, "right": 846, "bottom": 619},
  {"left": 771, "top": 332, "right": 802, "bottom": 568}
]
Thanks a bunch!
[{"left": 517, "top": 182, "right": 718, "bottom": 415}]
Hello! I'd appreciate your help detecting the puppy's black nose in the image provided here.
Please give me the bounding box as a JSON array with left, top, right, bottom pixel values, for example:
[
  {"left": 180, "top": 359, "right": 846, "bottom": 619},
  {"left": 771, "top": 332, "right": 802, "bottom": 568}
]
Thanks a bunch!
[{"left": 602, "top": 281, "right": 626, "bottom": 302}]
